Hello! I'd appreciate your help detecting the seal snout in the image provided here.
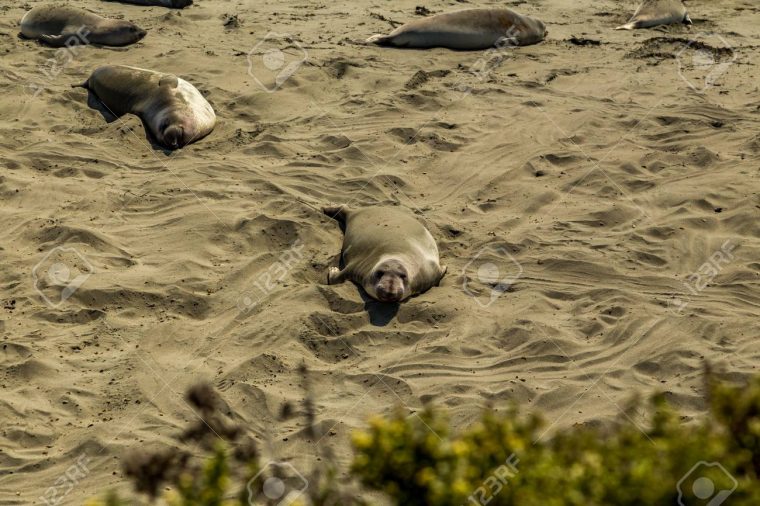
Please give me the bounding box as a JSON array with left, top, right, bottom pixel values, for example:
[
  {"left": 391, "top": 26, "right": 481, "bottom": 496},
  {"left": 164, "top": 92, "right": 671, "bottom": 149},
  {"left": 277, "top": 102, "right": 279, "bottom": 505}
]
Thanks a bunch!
[
  {"left": 162, "top": 125, "right": 185, "bottom": 149},
  {"left": 376, "top": 284, "right": 404, "bottom": 303},
  {"left": 373, "top": 260, "right": 409, "bottom": 303}
]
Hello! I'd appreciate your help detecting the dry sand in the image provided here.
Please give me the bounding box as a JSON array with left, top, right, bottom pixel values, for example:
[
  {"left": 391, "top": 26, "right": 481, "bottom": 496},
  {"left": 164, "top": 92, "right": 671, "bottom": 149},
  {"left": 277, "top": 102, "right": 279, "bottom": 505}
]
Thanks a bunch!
[{"left": 1, "top": 0, "right": 760, "bottom": 502}]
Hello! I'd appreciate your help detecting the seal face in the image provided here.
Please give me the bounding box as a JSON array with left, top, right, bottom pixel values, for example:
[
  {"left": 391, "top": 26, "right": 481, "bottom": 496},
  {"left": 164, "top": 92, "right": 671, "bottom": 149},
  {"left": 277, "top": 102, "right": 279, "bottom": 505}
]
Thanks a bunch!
[
  {"left": 20, "top": 5, "right": 146, "bottom": 47},
  {"left": 323, "top": 205, "right": 447, "bottom": 303},
  {"left": 367, "top": 8, "right": 547, "bottom": 50},
  {"left": 616, "top": 0, "right": 691, "bottom": 30},
  {"left": 74, "top": 65, "right": 216, "bottom": 150}
]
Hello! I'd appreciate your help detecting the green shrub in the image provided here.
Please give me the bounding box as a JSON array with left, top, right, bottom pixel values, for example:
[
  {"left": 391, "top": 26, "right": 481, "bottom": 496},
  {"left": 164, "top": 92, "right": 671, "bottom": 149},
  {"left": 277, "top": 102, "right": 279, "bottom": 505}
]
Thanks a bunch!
[
  {"left": 94, "top": 371, "right": 760, "bottom": 505},
  {"left": 352, "top": 376, "right": 760, "bottom": 505}
]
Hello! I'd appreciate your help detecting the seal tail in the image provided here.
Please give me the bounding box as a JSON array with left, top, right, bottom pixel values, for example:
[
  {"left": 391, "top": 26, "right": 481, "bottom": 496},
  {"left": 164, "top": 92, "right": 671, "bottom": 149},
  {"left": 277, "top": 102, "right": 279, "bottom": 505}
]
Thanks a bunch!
[
  {"left": 70, "top": 79, "right": 89, "bottom": 90},
  {"left": 322, "top": 205, "right": 348, "bottom": 224},
  {"left": 615, "top": 21, "right": 638, "bottom": 30},
  {"left": 366, "top": 34, "right": 393, "bottom": 46}
]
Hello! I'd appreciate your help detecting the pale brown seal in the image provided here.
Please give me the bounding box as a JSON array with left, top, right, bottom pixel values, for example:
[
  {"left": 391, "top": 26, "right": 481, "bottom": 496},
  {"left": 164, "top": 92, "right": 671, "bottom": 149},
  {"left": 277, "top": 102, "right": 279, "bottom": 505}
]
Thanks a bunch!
[
  {"left": 323, "top": 205, "right": 446, "bottom": 303},
  {"left": 20, "top": 5, "right": 146, "bottom": 47},
  {"left": 72, "top": 65, "right": 216, "bottom": 150},
  {"left": 367, "top": 8, "right": 547, "bottom": 50},
  {"left": 616, "top": 0, "right": 691, "bottom": 30}
]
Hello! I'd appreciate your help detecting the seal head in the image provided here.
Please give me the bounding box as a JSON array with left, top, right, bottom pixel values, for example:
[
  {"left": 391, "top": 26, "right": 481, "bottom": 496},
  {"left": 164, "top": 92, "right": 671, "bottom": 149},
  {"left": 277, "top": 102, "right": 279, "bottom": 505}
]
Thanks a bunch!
[
  {"left": 105, "top": 21, "right": 147, "bottom": 45},
  {"left": 369, "top": 259, "right": 410, "bottom": 302}
]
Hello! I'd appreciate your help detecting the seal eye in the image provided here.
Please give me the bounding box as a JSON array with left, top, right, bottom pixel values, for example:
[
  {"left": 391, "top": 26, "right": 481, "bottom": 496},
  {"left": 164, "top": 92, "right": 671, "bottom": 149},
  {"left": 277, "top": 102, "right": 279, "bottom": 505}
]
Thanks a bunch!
[{"left": 376, "top": 270, "right": 385, "bottom": 278}]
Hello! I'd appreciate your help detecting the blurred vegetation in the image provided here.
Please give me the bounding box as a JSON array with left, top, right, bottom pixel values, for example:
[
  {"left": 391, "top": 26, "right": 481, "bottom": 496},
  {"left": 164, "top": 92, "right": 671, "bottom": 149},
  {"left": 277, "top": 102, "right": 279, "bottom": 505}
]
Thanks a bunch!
[{"left": 92, "top": 368, "right": 760, "bottom": 505}]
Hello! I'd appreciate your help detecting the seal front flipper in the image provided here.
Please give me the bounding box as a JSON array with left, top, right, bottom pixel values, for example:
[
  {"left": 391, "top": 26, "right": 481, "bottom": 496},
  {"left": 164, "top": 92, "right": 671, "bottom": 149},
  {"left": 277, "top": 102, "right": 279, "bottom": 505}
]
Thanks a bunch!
[
  {"left": 38, "top": 33, "right": 85, "bottom": 47},
  {"left": 327, "top": 266, "right": 349, "bottom": 285},
  {"left": 436, "top": 265, "right": 448, "bottom": 285},
  {"left": 158, "top": 75, "right": 179, "bottom": 88}
]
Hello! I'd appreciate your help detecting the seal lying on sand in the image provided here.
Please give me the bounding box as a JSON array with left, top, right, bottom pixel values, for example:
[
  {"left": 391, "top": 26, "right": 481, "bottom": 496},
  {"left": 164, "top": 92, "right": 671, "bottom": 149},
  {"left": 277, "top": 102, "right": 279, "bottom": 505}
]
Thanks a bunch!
[
  {"left": 367, "top": 8, "right": 547, "bottom": 50},
  {"left": 104, "top": 0, "right": 193, "bottom": 8},
  {"left": 20, "top": 5, "right": 146, "bottom": 47},
  {"left": 616, "top": 0, "right": 691, "bottom": 30},
  {"left": 323, "top": 205, "right": 447, "bottom": 303},
  {"left": 73, "top": 65, "right": 216, "bottom": 150}
]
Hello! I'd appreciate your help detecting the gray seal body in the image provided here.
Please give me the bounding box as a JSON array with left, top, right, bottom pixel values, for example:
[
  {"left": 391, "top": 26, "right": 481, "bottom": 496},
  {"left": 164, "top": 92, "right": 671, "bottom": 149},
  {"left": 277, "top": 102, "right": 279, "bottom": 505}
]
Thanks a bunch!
[
  {"left": 20, "top": 5, "right": 146, "bottom": 47},
  {"left": 323, "top": 205, "right": 446, "bottom": 303},
  {"left": 367, "top": 8, "right": 547, "bottom": 50},
  {"left": 74, "top": 65, "right": 216, "bottom": 150}
]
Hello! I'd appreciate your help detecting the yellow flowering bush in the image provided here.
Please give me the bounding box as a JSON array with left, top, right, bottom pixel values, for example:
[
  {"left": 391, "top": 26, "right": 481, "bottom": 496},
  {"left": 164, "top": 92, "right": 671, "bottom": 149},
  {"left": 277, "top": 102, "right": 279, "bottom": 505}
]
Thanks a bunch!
[{"left": 95, "top": 373, "right": 760, "bottom": 505}]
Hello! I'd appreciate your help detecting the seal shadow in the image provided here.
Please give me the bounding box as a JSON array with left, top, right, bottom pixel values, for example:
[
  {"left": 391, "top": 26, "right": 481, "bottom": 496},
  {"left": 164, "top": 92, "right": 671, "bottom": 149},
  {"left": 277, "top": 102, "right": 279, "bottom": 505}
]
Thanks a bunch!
[
  {"left": 81, "top": 90, "right": 174, "bottom": 155},
  {"left": 360, "top": 290, "right": 400, "bottom": 326}
]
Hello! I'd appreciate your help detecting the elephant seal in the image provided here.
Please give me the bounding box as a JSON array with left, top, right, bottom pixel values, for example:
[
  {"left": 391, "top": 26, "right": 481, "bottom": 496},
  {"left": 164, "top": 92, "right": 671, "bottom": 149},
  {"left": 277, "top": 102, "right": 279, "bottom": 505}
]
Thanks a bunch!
[
  {"left": 105, "top": 0, "right": 193, "bottom": 8},
  {"left": 323, "top": 205, "right": 447, "bottom": 303},
  {"left": 19, "top": 5, "right": 146, "bottom": 47},
  {"left": 616, "top": 0, "right": 691, "bottom": 30},
  {"left": 72, "top": 65, "right": 215, "bottom": 150},
  {"left": 366, "top": 8, "right": 547, "bottom": 50}
]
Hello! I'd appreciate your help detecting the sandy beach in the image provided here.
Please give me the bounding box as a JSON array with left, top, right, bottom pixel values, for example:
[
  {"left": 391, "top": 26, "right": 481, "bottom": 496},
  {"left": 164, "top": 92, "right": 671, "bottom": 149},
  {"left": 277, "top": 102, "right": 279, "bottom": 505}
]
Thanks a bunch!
[{"left": 1, "top": 0, "right": 760, "bottom": 502}]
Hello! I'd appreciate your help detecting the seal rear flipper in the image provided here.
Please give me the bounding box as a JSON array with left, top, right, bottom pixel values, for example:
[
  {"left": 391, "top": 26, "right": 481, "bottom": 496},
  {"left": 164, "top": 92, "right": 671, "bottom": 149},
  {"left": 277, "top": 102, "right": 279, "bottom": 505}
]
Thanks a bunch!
[
  {"left": 70, "top": 80, "right": 89, "bottom": 89},
  {"left": 322, "top": 205, "right": 348, "bottom": 224},
  {"left": 366, "top": 33, "right": 394, "bottom": 46},
  {"left": 684, "top": 13, "right": 692, "bottom": 26},
  {"left": 615, "top": 21, "right": 638, "bottom": 30}
]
